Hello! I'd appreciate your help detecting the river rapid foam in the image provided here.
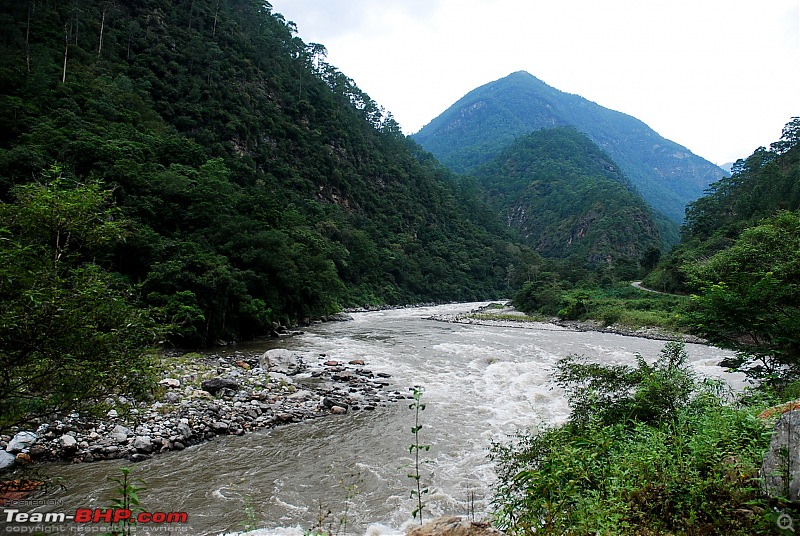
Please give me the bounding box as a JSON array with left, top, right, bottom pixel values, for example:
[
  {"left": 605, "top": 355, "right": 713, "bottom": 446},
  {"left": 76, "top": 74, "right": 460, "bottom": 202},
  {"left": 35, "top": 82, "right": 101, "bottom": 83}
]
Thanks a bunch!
[{"left": 33, "top": 302, "right": 742, "bottom": 535}]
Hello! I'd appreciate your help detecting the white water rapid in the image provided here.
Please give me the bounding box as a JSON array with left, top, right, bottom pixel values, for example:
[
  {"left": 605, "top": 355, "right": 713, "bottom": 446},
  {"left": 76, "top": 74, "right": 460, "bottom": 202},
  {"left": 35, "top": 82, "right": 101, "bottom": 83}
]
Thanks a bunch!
[{"left": 34, "top": 302, "right": 742, "bottom": 535}]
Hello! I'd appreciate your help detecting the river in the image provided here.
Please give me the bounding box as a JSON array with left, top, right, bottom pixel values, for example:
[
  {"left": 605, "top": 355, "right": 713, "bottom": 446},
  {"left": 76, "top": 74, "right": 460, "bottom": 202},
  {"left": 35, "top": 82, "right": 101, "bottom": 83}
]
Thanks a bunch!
[{"left": 34, "top": 302, "right": 741, "bottom": 535}]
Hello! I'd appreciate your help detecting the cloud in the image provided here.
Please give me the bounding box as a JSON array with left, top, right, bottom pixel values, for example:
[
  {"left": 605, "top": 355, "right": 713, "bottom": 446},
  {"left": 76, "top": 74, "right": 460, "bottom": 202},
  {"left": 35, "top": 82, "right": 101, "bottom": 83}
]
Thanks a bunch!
[{"left": 270, "top": 0, "right": 800, "bottom": 164}]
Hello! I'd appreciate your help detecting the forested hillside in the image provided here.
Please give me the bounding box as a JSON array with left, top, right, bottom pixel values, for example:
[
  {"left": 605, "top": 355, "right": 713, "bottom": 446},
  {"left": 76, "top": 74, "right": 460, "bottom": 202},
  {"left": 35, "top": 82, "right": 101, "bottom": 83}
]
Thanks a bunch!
[
  {"left": 474, "top": 127, "right": 662, "bottom": 264},
  {"left": 645, "top": 118, "right": 800, "bottom": 293},
  {"left": 0, "top": 0, "right": 523, "bottom": 346},
  {"left": 413, "top": 71, "right": 726, "bottom": 225},
  {"left": 640, "top": 118, "right": 800, "bottom": 379}
]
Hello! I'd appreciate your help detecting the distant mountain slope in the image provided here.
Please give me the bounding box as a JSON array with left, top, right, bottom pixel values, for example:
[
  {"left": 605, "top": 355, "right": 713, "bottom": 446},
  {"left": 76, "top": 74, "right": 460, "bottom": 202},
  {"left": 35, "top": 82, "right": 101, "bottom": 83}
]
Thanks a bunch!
[
  {"left": 474, "top": 127, "right": 662, "bottom": 262},
  {"left": 413, "top": 71, "right": 727, "bottom": 222},
  {"left": 644, "top": 117, "right": 800, "bottom": 292}
]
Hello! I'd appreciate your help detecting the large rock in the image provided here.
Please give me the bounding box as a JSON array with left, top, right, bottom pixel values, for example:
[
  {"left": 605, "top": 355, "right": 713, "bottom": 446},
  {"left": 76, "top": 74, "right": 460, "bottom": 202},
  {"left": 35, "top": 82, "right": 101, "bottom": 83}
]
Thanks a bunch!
[
  {"left": 761, "top": 410, "right": 800, "bottom": 500},
  {"left": 132, "top": 436, "right": 153, "bottom": 454},
  {"left": 259, "top": 349, "right": 299, "bottom": 374},
  {"left": 6, "top": 431, "right": 37, "bottom": 453},
  {"left": 407, "top": 516, "right": 506, "bottom": 536},
  {"left": 59, "top": 435, "right": 78, "bottom": 450},
  {"left": 200, "top": 377, "right": 239, "bottom": 395},
  {"left": 0, "top": 451, "right": 16, "bottom": 471}
]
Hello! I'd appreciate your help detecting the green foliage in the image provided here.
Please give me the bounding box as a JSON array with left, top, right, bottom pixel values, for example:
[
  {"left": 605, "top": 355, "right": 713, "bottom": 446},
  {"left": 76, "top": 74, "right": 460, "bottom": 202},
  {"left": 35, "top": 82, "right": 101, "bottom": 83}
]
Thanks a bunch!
[
  {"left": 0, "top": 176, "right": 162, "bottom": 430},
  {"left": 474, "top": 127, "right": 664, "bottom": 264},
  {"left": 684, "top": 210, "right": 800, "bottom": 382},
  {"left": 650, "top": 117, "right": 800, "bottom": 296},
  {"left": 491, "top": 343, "right": 773, "bottom": 535},
  {"left": 0, "top": 0, "right": 523, "bottom": 345},
  {"left": 413, "top": 71, "right": 725, "bottom": 224},
  {"left": 407, "top": 385, "right": 431, "bottom": 524},
  {"left": 555, "top": 342, "right": 696, "bottom": 426},
  {"left": 104, "top": 467, "right": 146, "bottom": 536},
  {"left": 514, "top": 282, "right": 688, "bottom": 331}
]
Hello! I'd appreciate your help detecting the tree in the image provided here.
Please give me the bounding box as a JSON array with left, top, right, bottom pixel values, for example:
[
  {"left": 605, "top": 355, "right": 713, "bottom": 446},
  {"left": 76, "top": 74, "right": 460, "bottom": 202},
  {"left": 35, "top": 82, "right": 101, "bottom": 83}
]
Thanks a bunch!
[
  {"left": 0, "top": 172, "right": 163, "bottom": 430},
  {"left": 685, "top": 211, "right": 800, "bottom": 381}
]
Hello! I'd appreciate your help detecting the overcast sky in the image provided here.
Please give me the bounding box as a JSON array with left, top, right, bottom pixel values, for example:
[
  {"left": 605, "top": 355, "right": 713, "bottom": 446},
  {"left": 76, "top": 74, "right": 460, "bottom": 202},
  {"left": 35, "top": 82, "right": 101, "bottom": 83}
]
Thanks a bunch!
[{"left": 269, "top": 0, "right": 799, "bottom": 166}]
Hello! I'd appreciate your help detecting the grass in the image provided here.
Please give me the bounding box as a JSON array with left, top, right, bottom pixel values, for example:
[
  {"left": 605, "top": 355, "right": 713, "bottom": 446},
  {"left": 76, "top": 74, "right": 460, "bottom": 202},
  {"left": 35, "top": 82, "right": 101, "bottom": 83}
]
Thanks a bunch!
[{"left": 515, "top": 283, "right": 691, "bottom": 333}]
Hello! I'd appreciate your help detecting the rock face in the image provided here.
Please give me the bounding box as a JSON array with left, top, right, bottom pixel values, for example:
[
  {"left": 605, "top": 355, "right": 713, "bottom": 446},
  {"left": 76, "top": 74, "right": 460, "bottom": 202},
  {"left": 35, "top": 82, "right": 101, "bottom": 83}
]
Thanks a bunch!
[
  {"left": 761, "top": 410, "right": 800, "bottom": 500},
  {"left": 407, "top": 516, "right": 506, "bottom": 536}
]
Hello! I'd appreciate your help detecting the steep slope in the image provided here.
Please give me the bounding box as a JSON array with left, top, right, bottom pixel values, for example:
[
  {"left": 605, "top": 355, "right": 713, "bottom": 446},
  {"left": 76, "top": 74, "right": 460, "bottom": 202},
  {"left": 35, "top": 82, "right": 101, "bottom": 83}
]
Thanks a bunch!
[
  {"left": 0, "top": 0, "right": 520, "bottom": 345},
  {"left": 413, "top": 71, "right": 727, "bottom": 223},
  {"left": 475, "top": 128, "right": 662, "bottom": 263},
  {"left": 644, "top": 118, "right": 800, "bottom": 292}
]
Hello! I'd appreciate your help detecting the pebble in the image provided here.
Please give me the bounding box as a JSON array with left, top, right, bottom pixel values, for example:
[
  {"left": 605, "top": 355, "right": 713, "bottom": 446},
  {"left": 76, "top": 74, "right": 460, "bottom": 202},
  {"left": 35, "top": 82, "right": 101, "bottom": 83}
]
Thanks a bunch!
[{"left": 0, "top": 349, "right": 400, "bottom": 468}]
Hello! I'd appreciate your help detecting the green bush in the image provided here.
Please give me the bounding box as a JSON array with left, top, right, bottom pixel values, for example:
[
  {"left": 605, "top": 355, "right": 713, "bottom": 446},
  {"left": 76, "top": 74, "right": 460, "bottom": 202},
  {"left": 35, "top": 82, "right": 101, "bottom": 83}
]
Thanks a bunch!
[{"left": 491, "top": 343, "right": 773, "bottom": 535}]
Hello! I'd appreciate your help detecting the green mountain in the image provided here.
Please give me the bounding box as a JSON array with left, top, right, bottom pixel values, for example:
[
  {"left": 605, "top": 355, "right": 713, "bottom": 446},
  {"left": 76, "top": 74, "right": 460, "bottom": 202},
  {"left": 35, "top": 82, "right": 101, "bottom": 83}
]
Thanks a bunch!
[
  {"left": 0, "top": 0, "right": 522, "bottom": 345},
  {"left": 412, "top": 71, "right": 727, "bottom": 223},
  {"left": 474, "top": 127, "right": 662, "bottom": 263},
  {"left": 645, "top": 118, "right": 800, "bottom": 292}
]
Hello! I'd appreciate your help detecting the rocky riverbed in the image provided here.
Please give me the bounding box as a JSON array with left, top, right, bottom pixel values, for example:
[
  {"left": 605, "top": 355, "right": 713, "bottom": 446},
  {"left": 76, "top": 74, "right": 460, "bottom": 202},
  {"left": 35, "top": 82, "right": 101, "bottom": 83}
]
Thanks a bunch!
[{"left": 0, "top": 344, "right": 403, "bottom": 471}]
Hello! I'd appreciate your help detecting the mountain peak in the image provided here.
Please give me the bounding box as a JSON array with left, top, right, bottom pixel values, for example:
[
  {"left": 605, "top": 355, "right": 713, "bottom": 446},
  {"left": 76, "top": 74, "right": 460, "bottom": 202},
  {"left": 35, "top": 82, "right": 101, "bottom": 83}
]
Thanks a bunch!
[{"left": 412, "top": 72, "right": 726, "bottom": 223}]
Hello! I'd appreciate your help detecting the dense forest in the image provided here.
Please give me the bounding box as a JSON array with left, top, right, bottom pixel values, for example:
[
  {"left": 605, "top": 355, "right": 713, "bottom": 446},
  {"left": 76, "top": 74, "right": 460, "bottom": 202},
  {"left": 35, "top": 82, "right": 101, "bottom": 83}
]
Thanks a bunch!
[
  {"left": 645, "top": 118, "right": 800, "bottom": 294},
  {"left": 0, "top": 0, "right": 531, "bottom": 348},
  {"left": 474, "top": 127, "right": 662, "bottom": 264},
  {"left": 493, "top": 120, "right": 800, "bottom": 535},
  {"left": 413, "top": 71, "right": 726, "bottom": 227}
]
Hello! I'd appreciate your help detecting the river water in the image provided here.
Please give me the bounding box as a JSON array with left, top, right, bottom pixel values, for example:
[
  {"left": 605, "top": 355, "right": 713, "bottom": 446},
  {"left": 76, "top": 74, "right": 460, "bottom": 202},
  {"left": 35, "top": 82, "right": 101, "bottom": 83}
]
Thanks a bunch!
[{"left": 37, "top": 302, "right": 741, "bottom": 535}]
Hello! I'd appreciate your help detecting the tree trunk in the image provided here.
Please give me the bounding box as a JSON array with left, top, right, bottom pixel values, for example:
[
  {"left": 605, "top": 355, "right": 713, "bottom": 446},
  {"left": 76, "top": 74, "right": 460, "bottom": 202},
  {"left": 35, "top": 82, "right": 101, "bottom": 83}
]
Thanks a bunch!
[
  {"left": 187, "top": 0, "right": 195, "bottom": 32},
  {"left": 98, "top": 5, "right": 106, "bottom": 57},
  {"left": 25, "top": 2, "right": 32, "bottom": 73},
  {"left": 212, "top": 0, "right": 219, "bottom": 37},
  {"left": 62, "top": 23, "right": 69, "bottom": 83},
  {"left": 73, "top": 0, "right": 79, "bottom": 46}
]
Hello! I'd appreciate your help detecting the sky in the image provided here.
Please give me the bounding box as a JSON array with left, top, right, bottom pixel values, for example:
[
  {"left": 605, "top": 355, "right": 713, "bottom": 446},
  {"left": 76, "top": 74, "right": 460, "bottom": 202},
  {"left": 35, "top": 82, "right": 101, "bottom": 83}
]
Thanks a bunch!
[{"left": 268, "top": 0, "right": 799, "bottom": 166}]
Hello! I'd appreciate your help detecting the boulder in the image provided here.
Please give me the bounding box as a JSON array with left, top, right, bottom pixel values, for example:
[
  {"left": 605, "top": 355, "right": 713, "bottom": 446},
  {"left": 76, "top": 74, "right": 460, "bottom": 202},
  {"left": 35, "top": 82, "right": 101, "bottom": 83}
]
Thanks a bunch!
[
  {"left": 6, "top": 431, "right": 37, "bottom": 453},
  {"left": 159, "top": 378, "right": 181, "bottom": 388},
  {"left": 132, "top": 436, "right": 153, "bottom": 454},
  {"left": 111, "top": 424, "right": 133, "bottom": 438},
  {"left": 200, "top": 377, "right": 239, "bottom": 395},
  {"left": 407, "top": 516, "right": 506, "bottom": 536},
  {"left": 0, "top": 451, "right": 16, "bottom": 471},
  {"left": 761, "top": 410, "right": 800, "bottom": 500},
  {"left": 176, "top": 422, "right": 193, "bottom": 439},
  {"left": 211, "top": 421, "right": 230, "bottom": 432},
  {"left": 259, "top": 349, "right": 299, "bottom": 374},
  {"left": 59, "top": 435, "right": 78, "bottom": 450},
  {"left": 322, "top": 397, "right": 348, "bottom": 410}
]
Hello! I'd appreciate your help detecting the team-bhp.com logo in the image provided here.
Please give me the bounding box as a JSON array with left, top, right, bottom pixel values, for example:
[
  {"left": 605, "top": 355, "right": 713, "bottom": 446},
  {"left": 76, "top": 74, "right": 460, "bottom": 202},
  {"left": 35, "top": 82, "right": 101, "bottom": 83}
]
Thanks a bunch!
[{"left": 4, "top": 507, "right": 189, "bottom": 531}]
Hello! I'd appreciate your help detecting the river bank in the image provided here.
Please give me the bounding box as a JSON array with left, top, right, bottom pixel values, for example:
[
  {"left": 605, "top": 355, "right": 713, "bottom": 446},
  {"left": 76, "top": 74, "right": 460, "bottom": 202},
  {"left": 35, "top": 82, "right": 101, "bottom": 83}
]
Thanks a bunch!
[
  {"left": 0, "top": 335, "right": 404, "bottom": 471},
  {"left": 0, "top": 304, "right": 457, "bottom": 472},
  {"left": 10, "top": 302, "right": 739, "bottom": 535},
  {"left": 428, "top": 303, "right": 708, "bottom": 344}
]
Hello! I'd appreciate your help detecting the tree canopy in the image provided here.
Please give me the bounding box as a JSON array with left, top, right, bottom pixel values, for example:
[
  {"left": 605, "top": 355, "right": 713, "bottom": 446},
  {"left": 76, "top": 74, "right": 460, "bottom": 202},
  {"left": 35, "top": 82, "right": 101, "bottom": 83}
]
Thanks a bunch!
[{"left": 0, "top": 174, "right": 162, "bottom": 429}]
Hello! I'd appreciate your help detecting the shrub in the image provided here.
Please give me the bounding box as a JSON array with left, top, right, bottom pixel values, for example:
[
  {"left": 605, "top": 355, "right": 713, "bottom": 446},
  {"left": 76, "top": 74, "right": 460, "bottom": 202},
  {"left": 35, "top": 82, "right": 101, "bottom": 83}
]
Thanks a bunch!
[{"left": 491, "top": 343, "right": 773, "bottom": 535}]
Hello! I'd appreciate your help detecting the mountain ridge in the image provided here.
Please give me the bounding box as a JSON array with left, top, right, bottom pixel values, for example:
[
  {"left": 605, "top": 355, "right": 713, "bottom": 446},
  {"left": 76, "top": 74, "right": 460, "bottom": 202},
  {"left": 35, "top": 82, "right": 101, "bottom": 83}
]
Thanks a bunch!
[{"left": 413, "top": 71, "right": 727, "bottom": 222}]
